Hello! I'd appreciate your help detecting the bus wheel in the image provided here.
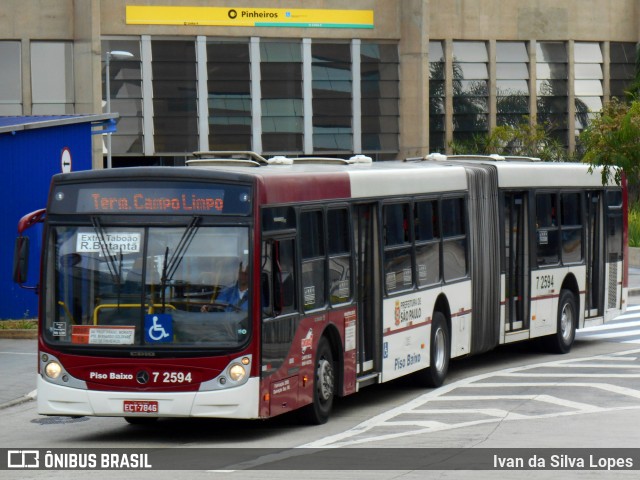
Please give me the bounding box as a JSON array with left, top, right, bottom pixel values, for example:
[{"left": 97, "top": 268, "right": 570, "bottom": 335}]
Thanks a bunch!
[
  {"left": 419, "top": 311, "right": 450, "bottom": 388},
  {"left": 301, "top": 336, "right": 335, "bottom": 425},
  {"left": 544, "top": 289, "right": 577, "bottom": 354}
]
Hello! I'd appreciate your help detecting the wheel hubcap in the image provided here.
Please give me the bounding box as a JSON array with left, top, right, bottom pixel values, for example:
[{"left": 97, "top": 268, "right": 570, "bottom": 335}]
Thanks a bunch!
[
  {"left": 433, "top": 327, "right": 445, "bottom": 372},
  {"left": 561, "top": 303, "right": 573, "bottom": 342},
  {"left": 317, "top": 358, "right": 334, "bottom": 402}
]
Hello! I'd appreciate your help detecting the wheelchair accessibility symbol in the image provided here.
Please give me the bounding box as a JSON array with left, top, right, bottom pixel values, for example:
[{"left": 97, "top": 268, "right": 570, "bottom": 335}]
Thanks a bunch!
[{"left": 144, "top": 314, "right": 173, "bottom": 343}]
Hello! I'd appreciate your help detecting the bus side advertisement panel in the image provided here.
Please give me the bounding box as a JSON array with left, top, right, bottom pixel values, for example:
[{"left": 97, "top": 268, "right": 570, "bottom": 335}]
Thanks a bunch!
[
  {"left": 381, "top": 291, "right": 434, "bottom": 383},
  {"left": 381, "top": 325, "right": 430, "bottom": 382}
]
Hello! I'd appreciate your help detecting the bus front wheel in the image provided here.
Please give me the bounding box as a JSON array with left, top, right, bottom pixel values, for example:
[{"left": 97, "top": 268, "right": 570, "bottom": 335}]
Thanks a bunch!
[
  {"left": 301, "top": 336, "right": 335, "bottom": 425},
  {"left": 419, "top": 311, "right": 450, "bottom": 388}
]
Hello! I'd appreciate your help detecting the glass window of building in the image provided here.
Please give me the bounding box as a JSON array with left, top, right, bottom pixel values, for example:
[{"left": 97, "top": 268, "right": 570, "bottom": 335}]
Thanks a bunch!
[
  {"left": 610, "top": 42, "right": 636, "bottom": 100},
  {"left": 207, "top": 39, "right": 251, "bottom": 151},
  {"left": 151, "top": 39, "right": 198, "bottom": 153},
  {"left": 574, "top": 42, "right": 603, "bottom": 138},
  {"left": 496, "top": 42, "right": 530, "bottom": 128},
  {"left": 0, "top": 41, "right": 22, "bottom": 115},
  {"left": 312, "top": 42, "right": 352, "bottom": 153},
  {"left": 260, "top": 40, "right": 303, "bottom": 153},
  {"left": 452, "top": 41, "right": 489, "bottom": 143},
  {"left": 361, "top": 42, "right": 399, "bottom": 158},
  {"left": 102, "top": 40, "right": 143, "bottom": 154},
  {"left": 31, "top": 41, "right": 74, "bottom": 114},
  {"left": 536, "top": 42, "right": 568, "bottom": 147},
  {"left": 429, "top": 41, "right": 446, "bottom": 153}
]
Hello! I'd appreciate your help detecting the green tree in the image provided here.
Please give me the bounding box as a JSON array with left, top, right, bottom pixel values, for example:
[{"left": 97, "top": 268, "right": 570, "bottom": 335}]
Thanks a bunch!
[
  {"left": 449, "top": 118, "right": 571, "bottom": 161},
  {"left": 579, "top": 98, "right": 640, "bottom": 192}
]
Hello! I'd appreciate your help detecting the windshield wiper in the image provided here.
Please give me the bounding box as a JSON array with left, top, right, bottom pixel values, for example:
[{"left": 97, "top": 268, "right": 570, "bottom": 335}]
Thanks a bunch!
[
  {"left": 159, "top": 216, "right": 201, "bottom": 312},
  {"left": 91, "top": 217, "right": 124, "bottom": 306}
]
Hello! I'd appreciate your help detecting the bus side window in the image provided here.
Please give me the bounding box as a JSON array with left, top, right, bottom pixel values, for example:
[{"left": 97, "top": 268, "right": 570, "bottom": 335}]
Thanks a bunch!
[
  {"left": 328, "top": 208, "right": 352, "bottom": 305},
  {"left": 441, "top": 197, "right": 467, "bottom": 282},
  {"left": 300, "top": 210, "right": 326, "bottom": 311},
  {"left": 383, "top": 202, "right": 413, "bottom": 294},
  {"left": 415, "top": 199, "right": 440, "bottom": 287},
  {"left": 536, "top": 193, "right": 560, "bottom": 265}
]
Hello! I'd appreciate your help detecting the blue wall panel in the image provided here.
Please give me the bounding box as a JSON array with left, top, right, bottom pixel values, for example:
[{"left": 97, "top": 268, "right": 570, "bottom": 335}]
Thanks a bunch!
[{"left": 2, "top": 123, "right": 93, "bottom": 319}]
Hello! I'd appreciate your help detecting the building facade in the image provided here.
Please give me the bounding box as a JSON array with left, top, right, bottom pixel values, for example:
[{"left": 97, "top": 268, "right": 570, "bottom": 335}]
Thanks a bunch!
[{"left": 0, "top": 0, "right": 638, "bottom": 167}]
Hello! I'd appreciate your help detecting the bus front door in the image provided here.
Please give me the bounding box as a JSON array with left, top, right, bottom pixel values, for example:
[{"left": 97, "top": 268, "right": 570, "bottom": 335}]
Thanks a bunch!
[
  {"left": 354, "top": 204, "right": 381, "bottom": 379},
  {"left": 504, "top": 193, "right": 530, "bottom": 332}
]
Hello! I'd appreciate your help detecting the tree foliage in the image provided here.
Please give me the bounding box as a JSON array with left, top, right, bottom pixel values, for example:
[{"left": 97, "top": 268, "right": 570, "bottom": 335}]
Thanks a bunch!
[
  {"left": 449, "top": 119, "right": 571, "bottom": 161},
  {"left": 579, "top": 98, "right": 640, "bottom": 188}
]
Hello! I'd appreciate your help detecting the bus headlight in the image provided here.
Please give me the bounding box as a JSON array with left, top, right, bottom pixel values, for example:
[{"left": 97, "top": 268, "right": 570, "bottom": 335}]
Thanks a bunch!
[
  {"left": 45, "top": 361, "right": 62, "bottom": 379},
  {"left": 229, "top": 364, "right": 246, "bottom": 382}
]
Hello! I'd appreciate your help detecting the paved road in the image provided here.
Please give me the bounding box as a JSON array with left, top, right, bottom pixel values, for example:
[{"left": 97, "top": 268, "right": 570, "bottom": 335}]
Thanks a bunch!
[{"left": 0, "top": 338, "right": 37, "bottom": 407}]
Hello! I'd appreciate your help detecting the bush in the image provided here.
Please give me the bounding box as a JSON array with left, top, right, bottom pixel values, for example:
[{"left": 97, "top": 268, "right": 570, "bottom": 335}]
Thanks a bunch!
[
  {"left": 0, "top": 320, "right": 37, "bottom": 329},
  {"left": 630, "top": 203, "right": 640, "bottom": 247}
]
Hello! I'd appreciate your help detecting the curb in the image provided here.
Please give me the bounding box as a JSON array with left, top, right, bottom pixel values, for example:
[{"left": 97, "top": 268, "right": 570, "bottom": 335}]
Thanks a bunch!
[
  {"left": 0, "top": 330, "right": 37, "bottom": 339},
  {"left": 0, "top": 389, "right": 37, "bottom": 410}
]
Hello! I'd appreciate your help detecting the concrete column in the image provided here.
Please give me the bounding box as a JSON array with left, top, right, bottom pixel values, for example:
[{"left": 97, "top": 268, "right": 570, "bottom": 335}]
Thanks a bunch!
[{"left": 398, "top": 0, "right": 429, "bottom": 158}]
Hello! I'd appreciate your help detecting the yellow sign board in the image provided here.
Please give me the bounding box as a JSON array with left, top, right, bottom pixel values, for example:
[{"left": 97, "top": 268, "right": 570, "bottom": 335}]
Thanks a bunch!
[{"left": 126, "top": 6, "right": 374, "bottom": 29}]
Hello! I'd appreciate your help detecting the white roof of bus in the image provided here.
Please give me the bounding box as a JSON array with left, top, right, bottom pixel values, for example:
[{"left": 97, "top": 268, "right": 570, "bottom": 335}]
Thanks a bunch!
[
  {"left": 188, "top": 160, "right": 469, "bottom": 198},
  {"left": 345, "top": 161, "right": 468, "bottom": 198},
  {"left": 490, "top": 161, "right": 613, "bottom": 188},
  {"left": 187, "top": 156, "right": 616, "bottom": 199}
]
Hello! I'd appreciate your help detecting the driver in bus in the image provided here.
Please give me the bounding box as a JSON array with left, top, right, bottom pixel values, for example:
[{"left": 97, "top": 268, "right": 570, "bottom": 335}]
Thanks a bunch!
[{"left": 201, "top": 263, "right": 249, "bottom": 312}]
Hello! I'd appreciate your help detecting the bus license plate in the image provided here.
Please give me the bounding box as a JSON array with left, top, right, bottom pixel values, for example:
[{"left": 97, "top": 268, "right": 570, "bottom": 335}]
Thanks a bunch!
[{"left": 123, "top": 400, "right": 158, "bottom": 413}]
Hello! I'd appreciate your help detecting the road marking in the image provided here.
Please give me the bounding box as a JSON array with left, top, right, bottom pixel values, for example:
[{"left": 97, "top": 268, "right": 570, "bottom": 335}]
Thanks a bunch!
[
  {"left": 301, "top": 347, "right": 640, "bottom": 448},
  {"left": 580, "top": 329, "right": 640, "bottom": 340},
  {"left": 579, "top": 319, "right": 640, "bottom": 332},
  {"left": 0, "top": 351, "right": 37, "bottom": 355}
]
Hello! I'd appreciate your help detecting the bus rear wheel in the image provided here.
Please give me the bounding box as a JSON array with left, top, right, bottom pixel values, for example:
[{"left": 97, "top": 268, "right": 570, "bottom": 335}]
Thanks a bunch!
[
  {"left": 419, "top": 311, "right": 450, "bottom": 388},
  {"left": 301, "top": 336, "right": 335, "bottom": 425},
  {"left": 543, "top": 289, "right": 577, "bottom": 354}
]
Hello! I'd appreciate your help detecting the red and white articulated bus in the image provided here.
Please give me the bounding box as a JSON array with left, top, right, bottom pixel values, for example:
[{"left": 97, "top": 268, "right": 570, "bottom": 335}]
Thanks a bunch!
[{"left": 14, "top": 152, "right": 627, "bottom": 425}]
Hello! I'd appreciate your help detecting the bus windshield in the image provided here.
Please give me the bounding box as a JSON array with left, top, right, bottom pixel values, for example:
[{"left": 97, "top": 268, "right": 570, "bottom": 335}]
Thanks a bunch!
[{"left": 43, "top": 223, "right": 250, "bottom": 350}]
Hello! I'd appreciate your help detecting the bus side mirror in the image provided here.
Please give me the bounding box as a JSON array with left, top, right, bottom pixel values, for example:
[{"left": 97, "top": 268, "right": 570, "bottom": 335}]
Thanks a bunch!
[{"left": 13, "top": 236, "right": 30, "bottom": 284}]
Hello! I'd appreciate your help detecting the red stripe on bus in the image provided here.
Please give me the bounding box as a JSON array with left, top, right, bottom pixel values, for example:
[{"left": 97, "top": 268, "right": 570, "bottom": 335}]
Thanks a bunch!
[{"left": 257, "top": 172, "right": 351, "bottom": 204}]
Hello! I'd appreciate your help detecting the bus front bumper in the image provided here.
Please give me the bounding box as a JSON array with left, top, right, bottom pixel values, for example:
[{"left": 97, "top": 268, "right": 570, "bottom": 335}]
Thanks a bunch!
[{"left": 36, "top": 375, "right": 261, "bottom": 419}]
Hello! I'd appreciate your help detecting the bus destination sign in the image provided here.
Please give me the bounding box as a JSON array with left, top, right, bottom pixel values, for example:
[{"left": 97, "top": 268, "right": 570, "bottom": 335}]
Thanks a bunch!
[{"left": 76, "top": 188, "right": 225, "bottom": 214}]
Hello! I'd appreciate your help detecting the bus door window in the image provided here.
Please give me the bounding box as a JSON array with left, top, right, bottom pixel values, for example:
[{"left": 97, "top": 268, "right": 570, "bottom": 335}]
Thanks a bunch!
[
  {"left": 383, "top": 202, "right": 413, "bottom": 293},
  {"left": 536, "top": 193, "right": 560, "bottom": 265},
  {"left": 606, "top": 189, "right": 624, "bottom": 309},
  {"left": 327, "top": 208, "right": 352, "bottom": 305},
  {"left": 354, "top": 203, "right": 381, "bottom": 373},
  {"left": 261, "top": 238, "right": 297, "bottom": 317},
  {"left": 414, "top": 199, "right": 441, "bottom": 287},
  {"left": 300, "top": 210, "right": 326, "bottom": 311},
  {"left": 504, "top": 193, "right": 529, "bottom": 329},
  {"left": 261, "top": 237, "right": 298, "bottom": 378},
  {"left": 586, "top": 191, "right": 604, "bottom": 316}
]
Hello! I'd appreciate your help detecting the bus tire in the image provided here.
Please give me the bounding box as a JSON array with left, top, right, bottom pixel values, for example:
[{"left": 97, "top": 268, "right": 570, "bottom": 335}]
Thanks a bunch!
[
  {"left": 419, "top": 311, "right": 450, "bottom": 388},
  {"left": 544, "top": 289, "right": 577, "bottom": 354},
  {"left": 301, "top": 336, "right": 335, "bottom": 425}
]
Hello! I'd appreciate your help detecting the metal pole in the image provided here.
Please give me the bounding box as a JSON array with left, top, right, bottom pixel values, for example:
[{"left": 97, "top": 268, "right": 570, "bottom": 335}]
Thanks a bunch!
[{"left": 106, "top": 53, "right": 112, "bottom": 169}]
